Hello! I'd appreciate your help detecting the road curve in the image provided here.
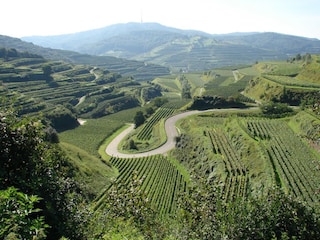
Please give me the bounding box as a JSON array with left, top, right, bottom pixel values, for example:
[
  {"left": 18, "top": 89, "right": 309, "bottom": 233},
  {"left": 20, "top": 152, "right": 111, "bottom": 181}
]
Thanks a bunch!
[{"left": 105, "top": 108, "right": 257, "bottom": 158}]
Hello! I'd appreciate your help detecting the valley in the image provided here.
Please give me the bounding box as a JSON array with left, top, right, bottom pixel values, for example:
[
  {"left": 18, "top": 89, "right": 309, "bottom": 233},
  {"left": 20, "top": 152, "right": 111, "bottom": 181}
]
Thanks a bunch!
[{"left": 1, "top": 24, "right": 320, "bottom": 239}]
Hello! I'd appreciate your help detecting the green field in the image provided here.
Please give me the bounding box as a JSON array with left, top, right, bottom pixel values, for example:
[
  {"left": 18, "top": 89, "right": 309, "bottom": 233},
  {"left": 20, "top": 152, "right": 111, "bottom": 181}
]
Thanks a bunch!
[{"left": 59, "top": 107, "right": 141, "bottom": 157}]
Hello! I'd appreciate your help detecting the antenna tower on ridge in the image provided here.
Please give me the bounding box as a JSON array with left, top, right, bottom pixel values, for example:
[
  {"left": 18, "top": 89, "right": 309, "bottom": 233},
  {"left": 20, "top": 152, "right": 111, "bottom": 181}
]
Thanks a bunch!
[{"left": 140, "top": 8, "right": 143, "bottom": 23}]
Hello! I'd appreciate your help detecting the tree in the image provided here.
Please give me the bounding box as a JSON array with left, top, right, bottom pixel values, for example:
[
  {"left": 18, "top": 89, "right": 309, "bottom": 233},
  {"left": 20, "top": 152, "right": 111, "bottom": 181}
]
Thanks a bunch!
[
  {"left": 0, "top": 187, "right": 48, "bottom": 239},
  {"left": 45, "top": 105, "right": 79, "bottom": 131},
  {"left": 42, "top": 64, "right": 52, "bottom": 77},
  {"left": 103, "top": 173, "right": 165, "bottom": 239},
  {"left": 0, "top": 107, "right": 88, "bottom": 239},
  {"left": 145, "top": 107, "right": 154, "bottom": 117},
  {"left": 260, "top": 101, "right": 293, "bottom": 116},
  {"left": 175, "top": 177, "right": 219, "bottom": 239},
  {"left": 218, "top": 188, "right": 320, "bottom": 239},
  {"left": 304, "top": 53, "right": 312, "bottom": 64},
  {"left": 134, "top": 111, "right": 145, "bottom": 128},
  {"left": 296, "top": 53, "right": 302, "bottom": 61},
  {"left": 42, "top": 64, "right": 53, "bottom": 82},
  {"left": 153, "top": 97, "right": 168, "bottom": 107},
  {"left": 128, "top": 139, "right": 137, "bottom": 150},
  {"left": 179, "top": 75, "right": 191, "bottom": 99}
]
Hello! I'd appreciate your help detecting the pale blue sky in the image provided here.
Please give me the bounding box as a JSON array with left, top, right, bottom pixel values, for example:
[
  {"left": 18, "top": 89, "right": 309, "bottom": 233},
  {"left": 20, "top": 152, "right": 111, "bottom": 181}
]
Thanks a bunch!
[{"left": 1, "top": 0, "right": 319, "bottom": 39}]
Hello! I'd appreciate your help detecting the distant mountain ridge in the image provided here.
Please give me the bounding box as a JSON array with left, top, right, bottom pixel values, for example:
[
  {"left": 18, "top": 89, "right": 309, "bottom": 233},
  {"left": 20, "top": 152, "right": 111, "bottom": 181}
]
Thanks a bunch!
[
  {"left": 0, "top": 34, "right": 170, "bottom": 81},
  {"left": 22, "top": 22, "right": 211, "bottom": 50},
  {"left": 215, "top": 32, "right": 320, "bottom": 53},
  {"left": 22, "top": 22, "right": 320, "bottom": 71}
]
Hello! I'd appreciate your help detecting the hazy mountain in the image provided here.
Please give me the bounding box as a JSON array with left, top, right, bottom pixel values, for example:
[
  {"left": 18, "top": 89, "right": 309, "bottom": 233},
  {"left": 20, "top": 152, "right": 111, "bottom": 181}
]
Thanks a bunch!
[
  {"left": 0, "top": 34, "right": 170, "bottom": 81},
  {"left": 22, "top": 22, "right": 211, "bottom": 51},
  {"left": 22, "top": 22, "right": 320, "bottom": 71},
  {"left": 214, "top": 32, "right": 320, "bottom": 53}
]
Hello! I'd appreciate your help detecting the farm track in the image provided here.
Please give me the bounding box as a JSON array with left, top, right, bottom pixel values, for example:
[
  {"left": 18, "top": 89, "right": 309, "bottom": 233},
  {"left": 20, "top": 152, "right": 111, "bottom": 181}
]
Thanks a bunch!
[{"left": 105, "top": 107, "right": 258, "bottom": 158}]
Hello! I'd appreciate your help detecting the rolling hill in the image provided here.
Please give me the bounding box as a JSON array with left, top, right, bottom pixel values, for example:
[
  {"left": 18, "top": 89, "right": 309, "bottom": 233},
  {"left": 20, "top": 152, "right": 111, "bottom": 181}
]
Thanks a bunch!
[
  {"left": 22, "top": 22, "right": 320, "bottom": 71},
  {"left": 0, "top": 34, "right": 170, "bottom": 81}
]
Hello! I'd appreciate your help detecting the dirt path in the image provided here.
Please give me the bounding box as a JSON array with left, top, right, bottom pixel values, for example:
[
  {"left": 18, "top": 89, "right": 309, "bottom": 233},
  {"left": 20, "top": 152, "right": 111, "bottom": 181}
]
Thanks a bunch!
[
  {"left": 105, "top": 108, "right": 257, "bottom": 158},
  {"left": 232, "top": 70, "right": 240, "bottom": 82},
  {"left": 76, "top": 68, "right": 99, "bottom": 107},
  {"left": 76, "top": 95, "right": 86, "bottom": 106},
  {"left": 90, "top": 67, "right": 99, "bottom": 81}
]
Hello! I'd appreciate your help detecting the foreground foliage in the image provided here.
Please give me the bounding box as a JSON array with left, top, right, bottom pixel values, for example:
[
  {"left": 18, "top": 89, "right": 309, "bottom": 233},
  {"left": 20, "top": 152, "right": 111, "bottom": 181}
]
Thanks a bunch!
[
  {"left": 0, "top": 107, "right": 89, "bottom": 239},
  {"left": 87, "top": 173, "right": 165, "bottom": 240},
  {"left": 1, "top": 105, "right": 320, "bottom": 239},
  {"left": 94, "top": 156, "right": 186, "bottom": 216},
  {"left": 0, "top": 187, "right": 48, "bottom": 239},
  {"left": 218, "top": 188, "right": 320, "bottom": 240},
  {"left": 90, "top": 174, "right": 320, "bottom": 240}
]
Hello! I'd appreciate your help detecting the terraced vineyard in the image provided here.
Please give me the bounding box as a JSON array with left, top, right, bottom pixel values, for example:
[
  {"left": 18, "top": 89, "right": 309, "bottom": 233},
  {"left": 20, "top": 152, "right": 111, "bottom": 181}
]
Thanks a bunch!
[
  {"left": 246, "top": 119, "right": 320, "bottom": 205},
  {"left": 171, "top": 109, "right": 320, "bottom": 212},
  {"left": 94, "top": 155, "right": 187, "bottom": 215},
  {"left": 0, "top": 52, "right": 153, "bottom": 118},
  {"left": 204, "top": 73, "right": 254, "bottom": 98},
  {"left": 137, "top": 107, "right": 175, "bottom": 140},
  {"left": 264, "top": 74, "right": 320, "bottom": 88},
  {"left": 208, "top": 129, "right": 249, "bottom": 201}
]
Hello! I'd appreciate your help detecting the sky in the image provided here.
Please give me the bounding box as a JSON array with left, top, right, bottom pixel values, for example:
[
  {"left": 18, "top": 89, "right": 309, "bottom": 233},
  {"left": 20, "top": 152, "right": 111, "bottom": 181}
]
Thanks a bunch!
[{"left": 1, "top": 0, "right": 320, "bottom": 39}]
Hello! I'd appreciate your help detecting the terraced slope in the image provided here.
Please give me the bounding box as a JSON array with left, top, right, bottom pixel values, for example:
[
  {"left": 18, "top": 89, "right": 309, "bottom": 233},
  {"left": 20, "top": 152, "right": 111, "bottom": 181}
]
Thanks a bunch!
[
  {"left": 0, "top": 35, "right": 170, "bottom": 81},
  {"left": 0, "top": 49, "right": 154, "bottom": 120},
  {"left": 94, "top": 155, "right": 187, "bottom": 216}
]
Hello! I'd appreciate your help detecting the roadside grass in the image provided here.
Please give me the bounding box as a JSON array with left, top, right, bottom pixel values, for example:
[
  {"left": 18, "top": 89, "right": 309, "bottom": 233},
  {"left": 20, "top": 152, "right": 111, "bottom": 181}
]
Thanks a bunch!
[
  {"left": 118, "top": 118, "right": 168, "bottom": 153},
  {"left": 151, "top": 118, "right": 167, "bottom": 147},
  {"left": 98, "top": 123, "right": 133, "bottom": 161},
  {"left": 59, "top": 107, "right": 141, "bottom": 157},
  {"left": 60, "top": 142, "right": 117, "bottom": 197}
]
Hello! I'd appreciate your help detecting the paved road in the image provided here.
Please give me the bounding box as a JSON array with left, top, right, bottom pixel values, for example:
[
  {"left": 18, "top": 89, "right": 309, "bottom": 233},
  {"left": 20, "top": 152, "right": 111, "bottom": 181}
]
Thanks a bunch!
[{"left": 105, "top": 108, "right": 257, "bottom": 158}]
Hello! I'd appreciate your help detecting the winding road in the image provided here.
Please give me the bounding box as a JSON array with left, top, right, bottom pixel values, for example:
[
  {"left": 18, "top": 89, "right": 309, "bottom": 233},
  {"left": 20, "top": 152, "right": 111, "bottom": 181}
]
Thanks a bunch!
[{"left": 105, "top": 108, "right": 257, "bottom": 158}]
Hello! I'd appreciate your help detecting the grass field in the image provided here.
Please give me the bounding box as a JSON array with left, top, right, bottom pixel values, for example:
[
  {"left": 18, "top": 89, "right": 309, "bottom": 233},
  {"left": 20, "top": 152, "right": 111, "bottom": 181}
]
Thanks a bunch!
[
  {"left": 153, "top": 76, "right": 181, "bottom": 92},
  {"left": 59, "top": 107, "right": 142, "bottom": 157},
  {"left": 256, "top": 61, "right": 301, "bottom": 76},
  {"left": 60, "top": 142, "right": 117, "bottom": 196}
]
